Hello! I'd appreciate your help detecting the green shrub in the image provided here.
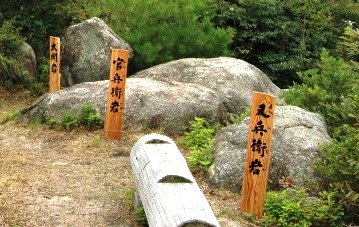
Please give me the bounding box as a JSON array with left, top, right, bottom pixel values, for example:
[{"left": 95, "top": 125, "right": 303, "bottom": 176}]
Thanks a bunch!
[
  {"left": 47, "top": 103, "right": 102, "bottom": 131},
  {"left": 281, "top": 48, "right": 356, "bottom": 132},
  {"left": 134, "top": 207, "right": 148, "bottom": 225},
  {"left": 226, "top": 108, "right": 251, "bottom": 125},
  {"left": 0, "top": 19, "right": 24, "bottom": 56},
  {"left": 212, "top": 0, "right": 337, "bottom": 88},
  {"left": 0, "top": 0, "right": 86, "bottom": 91},
  {"left": 60, "top": 111, "right": 79, "bottom": 131},
  {"left": 261, "top": 189, "right": 344, "bottom": 227},
  {"left": 0, "top": 54, "right": 29, "bottom": 89},
  {"left": 180, "top": 117, "right": 219, "bottom": 172},
  {"left": 315, "top": 125, "right": 359, "bottom": 224},
  {"left": 1, "top": 110, "right": 20, "bottom": 124},
  {"left": 78, "top": 102, "right": 102, "bottom": 129},
  {"left": 282, "top": 24, "right": 359, "bottom": 225},
  {"left": 0, "top": 19, "right": 46, "bottom": 95},
  {"left": 84, "top": 0, "right": 232, "bottom": 72},
  {"left": 186, "top": 144, "right": 214, "bottom": 172}
]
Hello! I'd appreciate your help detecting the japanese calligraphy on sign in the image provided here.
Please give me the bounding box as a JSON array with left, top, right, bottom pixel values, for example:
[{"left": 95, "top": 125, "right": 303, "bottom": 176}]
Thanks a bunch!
[
  {"left": 49, "top": 36, "right": 60, "bottom": 93},
  {"left": 240, "top": 91, "right": 276, "bottom": 218},
  {"left": 104, "top": 49, "right": 129, "bottom": 140}
]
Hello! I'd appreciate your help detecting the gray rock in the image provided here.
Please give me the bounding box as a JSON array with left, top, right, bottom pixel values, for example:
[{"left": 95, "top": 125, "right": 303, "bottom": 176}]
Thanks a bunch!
[
  {"left": 208, "top": 105, "right": 330, "bottom": 191},
  {"left": 19, "top": 42, "right": 36, "bottom": 77},
  {"left": 21, "top": 78, "right": 229, "bottom": 134},
  {"left": 22, "top": 81, "right": 108, "bottom": 122},
  {"left": 125, "top": 78, "right": 228, "bottom": 133},
  {"left": 61, "top": 17, "right": 133, "bottom": 87},
  {"left": 22, "top": 57, "right": 284, "bottom": 133},
  {"left": 132, "top": 57, "right": 284, "bottom": 114}
]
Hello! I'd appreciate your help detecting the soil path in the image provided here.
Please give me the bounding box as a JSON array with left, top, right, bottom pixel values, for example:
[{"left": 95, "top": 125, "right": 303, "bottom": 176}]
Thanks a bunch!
[
  {"left": 0, "top": 122, "right": 142, "bottom": 226},
  {"left": 0, "top": 90, "right": 249, "bottom": 227},
  {"left": 0, "top": 91, "right": 142, "bottom": 226}
]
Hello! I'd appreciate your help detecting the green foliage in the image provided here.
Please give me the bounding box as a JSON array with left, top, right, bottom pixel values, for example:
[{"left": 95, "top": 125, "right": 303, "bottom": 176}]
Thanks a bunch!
[
  {"left": 0, "top": 54, "right": 29, "bottom": 89},
  {"left": 0, "top": 17, "right": 46, "bottom": 95},
  {"left": 123, "top": 188, "right": 136, "bottom": 201},
  {"left": 339, "top": 24, "right": 359, "bottom": 62},
  {"left": 0, "top": 0, "right": 86, "bottom": 87},
  {"left": 78, "top": 102, "right": 102, "bottom": 129},
  {"left": 60, "top": 110, "right": 79, "bottom": 131},
  {"left": 134, "top": 207, "right": 148, "bottom": 225},
  {"left": 0, "top": 0, "right": 85, "bottom": 58},
  {"left": 0, "top": 19, "right": 24, "bottom": 56},
  {"left": 186, "top": 144, "right": 214, "bottom": 172},
  {"left": 261, "top": 189, "right": 344, "bottom": 227},
  {"left": 1, "top": 110, "right": 21, "bottom": 124},
  {"left": 213, "top": 0, "right": 340, "bottom": 88},
  {"left": 48, "top": 103, "right": 102, "bottom": 131},
  {"left": 179, "top": 117, "right": 219, "bottom": 172},
  {"left": 325, "top": 0, "right": 359, "bottom": 33},
  {"left": 281, "top": 49, "right": 356, "bottom": 131},
  {"left": 84, "top": 0, "right": 232, "bottom": 72},
  {"left": 89, "top": 135, "right": 101, "bottom": 147},
  {"left": 0, "top": 19, "right": 30, "bottom": 90},
  {"left": 315, "top": 126, "right": 359, "bottom": 223},
  {"left": 226, "top": 108, "right": 251, "bottom": 125},
  {"left": 282, "top": 25, "right": 359, "bottom": 225}
]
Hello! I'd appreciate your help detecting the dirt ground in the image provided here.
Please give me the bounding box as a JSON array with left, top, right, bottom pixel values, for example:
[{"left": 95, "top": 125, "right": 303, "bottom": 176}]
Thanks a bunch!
[{"left": 0, "top": 89, "right": 254, "bottom": 227}]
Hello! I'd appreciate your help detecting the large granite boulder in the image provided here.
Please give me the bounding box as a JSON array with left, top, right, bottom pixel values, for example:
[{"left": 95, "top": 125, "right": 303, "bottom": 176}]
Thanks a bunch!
[
  {"left": 132, "top": 57, "right": 284, "bottom": 114},
  {"left": 21, "top": 79, "right": 229, "bottom": 134},
  {"left": 19, "top": 42, "right": 36, "bottom": 77},
  {"left": 21, "top": 57, "right": 283, "bottom": 133},
  {"left": 61, "top": 17, "right": 133, "bottom": 87},
  {"left": 208, "top": 105, "right": 331, "bottom": 191}
]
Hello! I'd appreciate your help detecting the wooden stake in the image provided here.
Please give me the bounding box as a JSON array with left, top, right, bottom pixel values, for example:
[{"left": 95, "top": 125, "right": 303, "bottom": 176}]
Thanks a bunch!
[
  {"left": 240, "top": 91, "right": 276, "bottom": 217},
  {"left": 49, "top": 36, "right": 60, "bottom": 93},
  {"left": 104, "top": 49, "right": 129, "bottom": 140}
]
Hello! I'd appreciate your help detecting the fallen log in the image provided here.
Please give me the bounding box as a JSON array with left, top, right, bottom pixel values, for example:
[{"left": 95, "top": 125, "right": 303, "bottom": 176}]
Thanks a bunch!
[{"left": 130, "top": 133, "right": 220, "bottom": 227}]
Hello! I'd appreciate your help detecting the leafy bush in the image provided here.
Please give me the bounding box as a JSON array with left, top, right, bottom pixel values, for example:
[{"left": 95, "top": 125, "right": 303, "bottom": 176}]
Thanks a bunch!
[
  {"left": 0, "top": 19, "right": 29, "bottom": 90},
  {"left": 282, "top": 24, "right": 359, "bottom": 225},
  {"left": 48, "top": 103, "right": 102, "bottom": 130},
  {"left": 0, "top": 19, "right": 24, "bottom": 56},
  {"left": 179, "top": 117, "right": 219, "bottom": 172},
  {"left": 78, "top": 102, "right": 102, "bottom": 129},
  {"left": 0, "top": 54, "right": 29, "bottom": 89},
  {"left": 226, "top": 108, "right": 251, "bottom": 125},
  {"left": 0, "top": 0, "right": 86, "bottom": 88},
  {"left": 60, "top": 111, "right": 79, "bottom": 131},
  {"left": 261, "top": 189, "right": 344, "bottom": 227},
  {"left": 84, "top": 0, "right": 232, "bottom": 72},
  {"left": 0, "top": 19, "right": 46, "bottom": 95},
  {"left": 315, "top": 131, "right": 359, "bottom": 224},
  {"left": 339, "top": 24, "right": 359, "bottom": 64},
  {"left": 212, "top": 0, "right": 337, "bottom": 88},
  {"left": 134, "top": 207, "right": 148, "bottom": 225},
  {"left": 0, "top": 110, "right": 21, "bottom": 124},
  {"left": 281, "top": 49, "right": 356, "bottom": 132}
]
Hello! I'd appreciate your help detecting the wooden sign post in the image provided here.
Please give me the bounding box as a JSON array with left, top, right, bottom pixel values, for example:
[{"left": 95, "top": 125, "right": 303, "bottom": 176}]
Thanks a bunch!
[
  {"left": 104, "top": 49, "right": 129, "bottom": 140},
  {"left": 49, "top": 36, "right": 61, "bottom": 93},
  {"left": 240, "top": 91, "right": 276, "bottom": 217}
]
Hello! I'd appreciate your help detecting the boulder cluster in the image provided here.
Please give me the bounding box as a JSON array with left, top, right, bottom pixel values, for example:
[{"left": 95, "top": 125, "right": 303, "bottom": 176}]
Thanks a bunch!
[{"left": 22, "top": 17, "right": 330, "bottom": 191}]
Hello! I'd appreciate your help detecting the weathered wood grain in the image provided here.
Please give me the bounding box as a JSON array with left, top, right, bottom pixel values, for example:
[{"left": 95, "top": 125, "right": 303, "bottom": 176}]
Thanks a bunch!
[
  {"left": 240, "top": 92, "right": 276, "bottom": 217},
  {"left": 130, "top": 134, "right": 220, "bottom": 227}
]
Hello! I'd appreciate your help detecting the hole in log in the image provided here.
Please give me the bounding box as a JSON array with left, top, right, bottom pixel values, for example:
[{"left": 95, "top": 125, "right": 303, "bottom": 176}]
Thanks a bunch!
[
  {"left": 181, "top": 221, "right": 215, "bottom": 227},
  {"left": 145, "top": 139, "right": 170, "bottom": 144},
  {"left": 158, "top": 175, "right": 193, "bottom": 183}
]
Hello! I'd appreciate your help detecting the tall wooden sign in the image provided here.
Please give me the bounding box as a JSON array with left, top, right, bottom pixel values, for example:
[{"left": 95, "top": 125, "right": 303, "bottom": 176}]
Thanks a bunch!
[
  {"left": 240, "top": 91, "right": 276, "bottom": 217},
  {"left": 49, "top": 36, "right": 60, "bottom": 93},
  {"left": 104, "top": 49, "right": 129, "bottom": 139}
]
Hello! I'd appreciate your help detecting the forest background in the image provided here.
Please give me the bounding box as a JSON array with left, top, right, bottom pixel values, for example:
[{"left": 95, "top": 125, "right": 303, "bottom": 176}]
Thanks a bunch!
[{"left": 0, "top": 0, "right": 359, "bottom": 226}]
